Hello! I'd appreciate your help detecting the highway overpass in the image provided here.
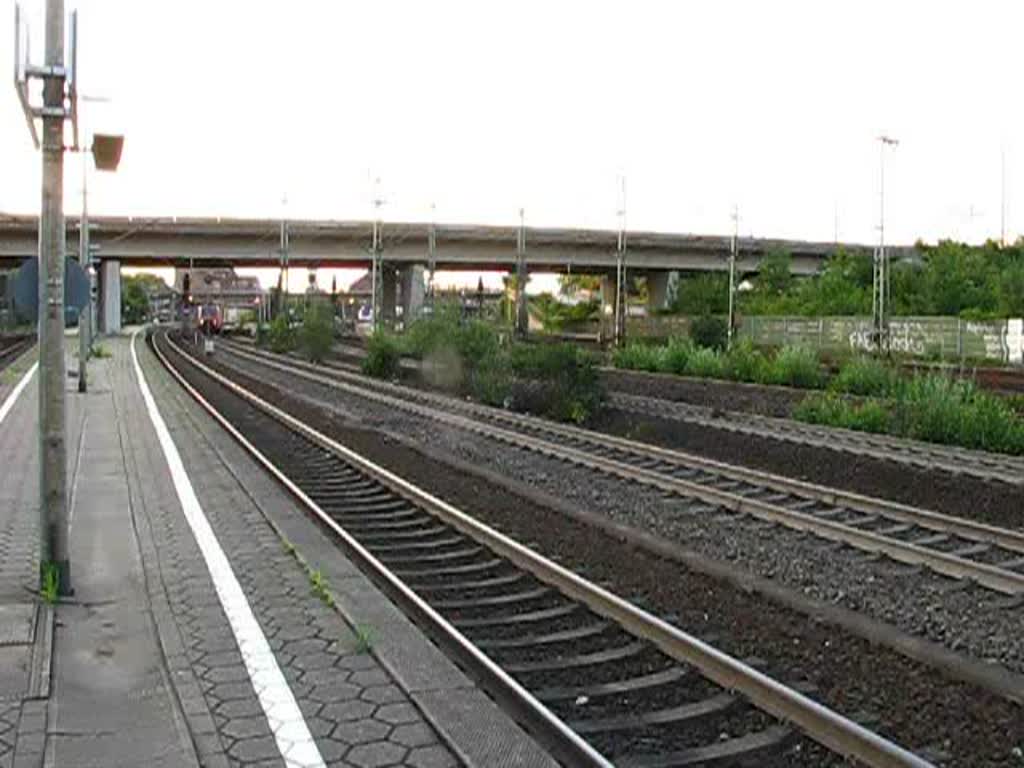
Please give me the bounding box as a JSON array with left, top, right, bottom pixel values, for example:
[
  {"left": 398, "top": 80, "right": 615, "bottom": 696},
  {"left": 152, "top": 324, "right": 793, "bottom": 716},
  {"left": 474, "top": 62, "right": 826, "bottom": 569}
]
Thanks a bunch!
[{"left": 0, "top": 213, "right": 880, "bottom": 274}]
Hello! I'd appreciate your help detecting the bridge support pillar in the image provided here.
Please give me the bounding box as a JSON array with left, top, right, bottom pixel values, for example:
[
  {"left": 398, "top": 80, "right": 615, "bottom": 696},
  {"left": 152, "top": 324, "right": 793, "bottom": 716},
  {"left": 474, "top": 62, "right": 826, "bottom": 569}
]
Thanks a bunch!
[
  {"left": 381, "top": 265, "right": 398, "bottom": 327},
  {"left": 99, "top": 260, "right": 122, "bottom": 334},
  {"left": 646, "top": 271, "right": 675, "bottom": 312},
  {"left": 399, "top": 266, "right": 425, "bottom": 324}
]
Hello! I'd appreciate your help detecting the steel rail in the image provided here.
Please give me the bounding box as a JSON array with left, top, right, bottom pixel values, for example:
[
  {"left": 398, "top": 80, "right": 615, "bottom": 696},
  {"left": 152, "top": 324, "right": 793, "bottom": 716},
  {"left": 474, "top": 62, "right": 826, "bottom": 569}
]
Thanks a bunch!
[
  {"left": 150, "top": 333, "right": 612, "bottom": 768},
  {"left": 218, "top": 340, "right": 1024, "bottom": 595},
  {"left": 612, "top": 390, "right": 1024, "bottom": 485},
  {"left": 160, "top": 332, "right": 933, "bottom": 768}
]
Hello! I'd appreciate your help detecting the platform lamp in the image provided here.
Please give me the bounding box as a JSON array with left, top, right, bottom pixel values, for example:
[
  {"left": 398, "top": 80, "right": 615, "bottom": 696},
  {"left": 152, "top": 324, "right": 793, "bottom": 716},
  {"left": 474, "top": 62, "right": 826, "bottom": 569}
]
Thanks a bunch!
[{"left": 77, "top": 132, "right": 124, "bottom": 393}]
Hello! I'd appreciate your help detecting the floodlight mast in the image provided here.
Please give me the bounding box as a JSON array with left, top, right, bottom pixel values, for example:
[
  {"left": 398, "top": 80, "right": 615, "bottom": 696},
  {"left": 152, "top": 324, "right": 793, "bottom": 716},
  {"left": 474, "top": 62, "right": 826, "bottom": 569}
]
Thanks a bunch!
[{"left": 874, "top": 135, "right": 899, "bottom": 354}]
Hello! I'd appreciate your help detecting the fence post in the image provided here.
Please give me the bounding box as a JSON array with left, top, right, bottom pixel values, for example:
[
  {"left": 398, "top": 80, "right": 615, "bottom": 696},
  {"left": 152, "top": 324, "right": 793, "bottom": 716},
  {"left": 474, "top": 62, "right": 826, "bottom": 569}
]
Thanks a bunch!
[{"left": 956, "top": 318, "right": 963, "bottom": 360}]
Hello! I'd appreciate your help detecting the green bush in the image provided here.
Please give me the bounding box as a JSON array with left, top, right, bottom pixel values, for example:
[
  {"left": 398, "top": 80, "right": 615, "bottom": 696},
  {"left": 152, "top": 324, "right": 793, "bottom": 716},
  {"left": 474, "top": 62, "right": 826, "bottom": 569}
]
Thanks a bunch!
[
  {"left": 830, "top": 356, "right": 900, "bottom": 397},
  {"left": 659, "top": 337, "right": 695, "bottom": 375},
  {"left": 689, "top": 314, "right": 728, "bottom": 350},
  {"left": 722, "top": 339, "right": 769, "bottom": 383},
  {"left": 362, "top": 332, "right": 403, "bottom": 379},
  {"left": 796, "top": 373, "right": 1024, "bottom": 455},
  {"left": 686, "top": 347, "right": 725, "bottom": 378},
  {"left": 612, "top": 342, "right": 663, "bottom": 372},
  {"left": 507, "top": 343, "right": 605, "bottom": 423},
  {"left": 255, "top": 323, "right": 268, "bottom": 347},
  {"left": 299, "top": 304, "right": 334, "bottom": 363},
  {"left": 765, "top": 345, "right": 824, "bottom": 389},
  {"left": 268, "top": 314, "right": 295, "bottom": 353}
]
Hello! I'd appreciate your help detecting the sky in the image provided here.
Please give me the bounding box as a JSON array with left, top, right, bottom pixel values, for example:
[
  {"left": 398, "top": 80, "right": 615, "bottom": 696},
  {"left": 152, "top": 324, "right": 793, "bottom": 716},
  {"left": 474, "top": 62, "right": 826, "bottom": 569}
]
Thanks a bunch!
[{"left": 3, "top": 1, "right": 1023, "bottom": 291}]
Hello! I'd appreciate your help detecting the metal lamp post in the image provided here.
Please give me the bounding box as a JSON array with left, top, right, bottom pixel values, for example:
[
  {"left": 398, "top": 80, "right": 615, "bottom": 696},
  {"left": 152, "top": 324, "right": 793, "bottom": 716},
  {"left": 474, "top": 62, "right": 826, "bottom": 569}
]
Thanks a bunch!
[{"left": 873, "top": 135, "right": 899, "bottom": 354}]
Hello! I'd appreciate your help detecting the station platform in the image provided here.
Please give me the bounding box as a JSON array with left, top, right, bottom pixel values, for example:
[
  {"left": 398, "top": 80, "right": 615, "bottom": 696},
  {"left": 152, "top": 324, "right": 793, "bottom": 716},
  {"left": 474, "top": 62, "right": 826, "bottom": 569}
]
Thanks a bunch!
[{"left": 0, "top": 335, "right": 554, "bottom": 768}]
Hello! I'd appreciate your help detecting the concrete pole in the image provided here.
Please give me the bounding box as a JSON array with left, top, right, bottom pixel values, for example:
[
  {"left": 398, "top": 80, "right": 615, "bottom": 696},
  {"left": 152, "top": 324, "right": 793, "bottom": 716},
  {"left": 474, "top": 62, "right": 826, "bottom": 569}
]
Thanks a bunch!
[
  {"left": 39, "top": 0, "right": 70, "bottom": 593},
  {"left": 728, "top": 205, "right": 738, "bottom": 348},
  {"left": 78, "top": 152, "right": 90, "bottom": 392},
  {"left": 515, "top": 208, "right": 528, "bottom": 337}
]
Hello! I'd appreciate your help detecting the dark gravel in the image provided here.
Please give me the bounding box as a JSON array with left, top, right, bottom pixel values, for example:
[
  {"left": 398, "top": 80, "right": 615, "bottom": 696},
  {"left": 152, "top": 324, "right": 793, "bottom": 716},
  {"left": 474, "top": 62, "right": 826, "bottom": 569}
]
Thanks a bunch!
[
  {"left": 601, "top": 368, "right": 808, "bottom": 418},
  {"left": 192, "top": 341, "right": 1024, "bottom": 767},
  {"left": 594, "top": 399, "right": 1024, "bottom": 534}
]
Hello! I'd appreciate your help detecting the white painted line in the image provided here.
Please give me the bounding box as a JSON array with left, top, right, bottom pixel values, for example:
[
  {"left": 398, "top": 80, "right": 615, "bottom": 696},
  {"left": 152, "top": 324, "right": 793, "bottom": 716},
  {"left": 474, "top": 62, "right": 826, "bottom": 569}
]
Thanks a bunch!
[
  {"left": 0, "top": 361, "right": 38, "bottom": 426},
  {"left": 129, "top": 332, "right": 325, "bottom": 768}
]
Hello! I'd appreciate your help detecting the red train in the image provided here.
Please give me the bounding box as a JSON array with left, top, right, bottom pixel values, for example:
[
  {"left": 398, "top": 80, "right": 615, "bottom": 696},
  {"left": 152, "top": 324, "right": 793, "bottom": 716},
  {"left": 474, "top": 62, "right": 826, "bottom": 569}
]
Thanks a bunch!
[{"left": 197, "top": 303, "right": 223, "bottom": 335}]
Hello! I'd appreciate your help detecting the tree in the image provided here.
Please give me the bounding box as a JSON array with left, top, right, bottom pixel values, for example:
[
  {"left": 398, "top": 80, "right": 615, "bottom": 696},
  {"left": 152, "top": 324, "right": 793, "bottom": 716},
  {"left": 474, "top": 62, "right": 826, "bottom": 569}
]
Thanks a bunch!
[
  {"left": 757, "top": 248, "right": 793, "bottom": 296},
  {"left": 672, "top": 272, "right": 729, "bottom": 315},
  {"left": 121, "top": 275, "right": 160, "bottom": 324},
  {"left": 558, "top": 274, "right": 602, "bottom": 296}
]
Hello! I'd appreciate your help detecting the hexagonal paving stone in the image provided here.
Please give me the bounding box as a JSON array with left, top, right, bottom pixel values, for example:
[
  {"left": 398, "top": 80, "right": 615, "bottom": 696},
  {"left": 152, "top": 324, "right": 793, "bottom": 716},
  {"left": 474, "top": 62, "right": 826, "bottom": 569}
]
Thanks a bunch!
[
  {"left": 332, "top": 718, "right": 391, "bottom": 745},
  {"left": 216, "top": 697, "right": 265, "bottom": 719},
  {"left": 293, "top": 651, "right": 337, "bottom": 672},
  {"left": 283, "top": 638, "right": 329, "bottom": 656},
  {"left": 350, "top": 669, "right": 390, "bottom": 688},
  {"left": 407, "top": 744, "right": 460, "bottom": 768},
  {"left": 221, "top": 715, "right": 270, "bottom": 741},
  {"left": 374, "top": 703, "right": 420, "bottom": 726},
  {"left": 389, "top": 723, "right": 436, "bottom": 749},
  {"left": 347, "top": 741, "right": 408, "bottom": 768},
  {"left": 322, "top": 700, "right": 377, "bottom": 723},
  {"left": 334, "top": 654, "right": 378, "bottom": 672},
  {"left": 360, "top": 685, "right": 406, "bottom": 706},
  {"left": 205, "top": 665, "right": 252, "bottom": 684},
  {"left": 308, "top": 681, "right": 360, "bottom": 704},
  {"left": 228, "top": 734, "right": 281, "bottom": 762}
]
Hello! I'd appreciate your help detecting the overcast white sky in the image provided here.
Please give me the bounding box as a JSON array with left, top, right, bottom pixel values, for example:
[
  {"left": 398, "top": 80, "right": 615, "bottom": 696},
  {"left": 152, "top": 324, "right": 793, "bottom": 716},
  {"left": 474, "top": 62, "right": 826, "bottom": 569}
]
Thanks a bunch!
[{"left": 3, "top": 1, "right": 1023, "bottom": 288}]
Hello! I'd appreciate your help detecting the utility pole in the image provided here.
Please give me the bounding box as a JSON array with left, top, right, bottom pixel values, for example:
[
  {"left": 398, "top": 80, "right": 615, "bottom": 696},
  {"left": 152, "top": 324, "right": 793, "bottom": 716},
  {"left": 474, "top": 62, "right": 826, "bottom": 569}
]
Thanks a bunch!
[
  {"left": 873, "top": 135, "right": 899, "bottom": 355},
  {"left": 515, "top": 208, "right": 528, "bottom": 337},
  {"left": 427, "top": 203, "right": 437, "bottom": 309},
  {"left": 279, "top": 194, "right": 289, "bottom": 319},
  {"left": 370, "top": 178, "right": 383, "bottom": 331},
  {"left": 615, "top": 176, "right": 627, "bottom": 345},
  {"left": 1001, "top": 146, "right": 1007, "bottom": 247},
  {"left": 78, "top": 149, "right": 89, "bottom": 392},
  {"left": 728, "top": 205, "right": 739, "bottom": 348},
  {"left": 39, "top": 0, "right": 69, "bottom": 593}
]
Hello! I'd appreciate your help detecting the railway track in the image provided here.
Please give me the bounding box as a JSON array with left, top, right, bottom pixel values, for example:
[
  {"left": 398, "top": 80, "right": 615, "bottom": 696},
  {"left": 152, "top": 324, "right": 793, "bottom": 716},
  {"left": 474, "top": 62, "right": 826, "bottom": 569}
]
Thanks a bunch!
[
  {"left": 0, "top": 335, "right": 33, "bottom": 373},
  {"left": 216, "top": 338, "right": 1024, "bottom": 597},
  {"left": 609, "top": 391, "right": 1024, "bottom": 487},
  {"left": 153, "top": 330, "right": 931, "bottom": 767},
  {"left": 313, "top": 337, "right": 1024, "bottom": 485}
]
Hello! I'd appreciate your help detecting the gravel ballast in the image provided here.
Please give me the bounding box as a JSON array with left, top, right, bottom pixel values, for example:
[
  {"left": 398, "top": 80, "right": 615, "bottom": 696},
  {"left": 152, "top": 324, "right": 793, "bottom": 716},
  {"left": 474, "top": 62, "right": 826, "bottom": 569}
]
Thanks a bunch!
[{"left": 192, "top": 342, "right": 1024, "bottom": 767}]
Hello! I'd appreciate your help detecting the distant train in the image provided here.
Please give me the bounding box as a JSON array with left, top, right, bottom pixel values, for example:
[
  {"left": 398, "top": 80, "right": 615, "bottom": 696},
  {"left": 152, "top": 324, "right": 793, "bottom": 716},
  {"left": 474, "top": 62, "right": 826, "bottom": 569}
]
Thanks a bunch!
[{"left": 197, "top": 303, "right": 223, "bottom": 335}]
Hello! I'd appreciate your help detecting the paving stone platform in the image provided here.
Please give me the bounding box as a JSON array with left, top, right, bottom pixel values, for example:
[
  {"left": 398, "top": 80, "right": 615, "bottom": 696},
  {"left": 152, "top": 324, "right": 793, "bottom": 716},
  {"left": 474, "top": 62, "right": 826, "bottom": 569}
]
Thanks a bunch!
[{"left": 0, "top": 334, "right": 555, "bottom": 768}]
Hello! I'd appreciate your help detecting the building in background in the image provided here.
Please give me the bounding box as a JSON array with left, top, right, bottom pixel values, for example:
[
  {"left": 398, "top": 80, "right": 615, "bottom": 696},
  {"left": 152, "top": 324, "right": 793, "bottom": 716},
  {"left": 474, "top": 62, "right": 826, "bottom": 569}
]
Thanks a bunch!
[{"left": 173, "top": 267, "right": 265, "bottom": 325}]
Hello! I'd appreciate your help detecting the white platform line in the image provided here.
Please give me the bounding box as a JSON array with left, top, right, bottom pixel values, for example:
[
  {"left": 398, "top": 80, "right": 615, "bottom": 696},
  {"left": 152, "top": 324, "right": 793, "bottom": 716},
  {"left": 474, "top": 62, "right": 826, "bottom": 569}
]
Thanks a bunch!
[
  {"left": 129, "top": 332, "right": 326, "bottom": 768},
  {"left": 0, "top": 361, "right": 38, "bottom": 426}
]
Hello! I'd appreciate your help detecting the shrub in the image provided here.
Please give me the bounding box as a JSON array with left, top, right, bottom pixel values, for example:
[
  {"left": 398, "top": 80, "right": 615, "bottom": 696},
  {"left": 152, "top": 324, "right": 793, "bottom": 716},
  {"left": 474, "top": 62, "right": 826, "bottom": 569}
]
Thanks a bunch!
[
  {"left": 255, "top": 323, "right": 268, "bottom": 347},
  {"left": 722, "top": 339, "right": 768, "bottom": 383},
  {"left": 299, "top": 304, "right": 334, "bottom": 363},
  {"left": 690, "top": 314, "right": 728, "bottom": 350},
  {"left": 765, "top": 345, "right": 824, "bottom": 389},
  {"left": 686, "top": 347, "right": 725, "bottom": 378},
  {"left": 268, "top": 314, "right": 295, "bottom": 353},
  {"left": 659, "top": 337, "right": 695, "bottom": 375},
  {"left": 362, "top": 332, "right": 403, "bottom": 379},
  {"left": 795, "top": 373, "right": 1024, "bottom": 455},
  {"left": 612, "top": 342, "right": 663, "bottom": 372},
  {"left": 830, "top": 356, "right": 900, "bottom": 397},
  {"left": 507, "top": 343, "right": 605, "bottom": 423}
]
